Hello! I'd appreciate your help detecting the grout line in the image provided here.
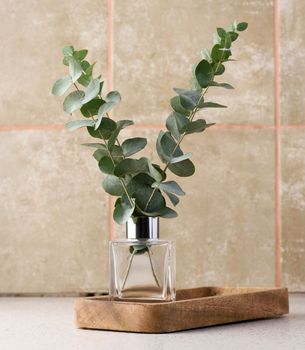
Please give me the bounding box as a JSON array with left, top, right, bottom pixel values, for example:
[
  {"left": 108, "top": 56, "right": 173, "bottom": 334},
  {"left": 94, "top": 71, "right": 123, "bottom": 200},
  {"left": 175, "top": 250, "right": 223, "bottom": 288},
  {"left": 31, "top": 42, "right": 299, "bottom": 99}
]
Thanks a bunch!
[
  {"left": 107, "top": 0, "right": 115, "bottom": 241},
  {"left": 0, "top": 125, "right": 65, "bottom": 131},
  {"left": 274, "top": 0, "right": 282, "bottom": 288},
  {"left": 212, "top": 124, "right": 275, "bottom": 130},
  {"left": 1, "top": 123, "right": 305, "bottom": 133}
]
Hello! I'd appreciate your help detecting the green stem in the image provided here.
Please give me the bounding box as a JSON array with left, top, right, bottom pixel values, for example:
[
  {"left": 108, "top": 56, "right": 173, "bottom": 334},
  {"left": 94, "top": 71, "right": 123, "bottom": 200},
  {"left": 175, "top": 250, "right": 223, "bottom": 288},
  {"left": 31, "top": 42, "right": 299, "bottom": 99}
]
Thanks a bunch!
[
  {"left": 144, "top": 87, "right": 209, "bottom": 211},
  {"left": 73, "top": 80, "right": 133, "bottom": 208},
  {"left": 121, "top": 250, "right": 136, "bottom": 290},
  {"left": 147, "top": 247, "right": 161, "bottom": 288},
  {"left": 144, "top": 41, "right": 227, "bottom": 212}
]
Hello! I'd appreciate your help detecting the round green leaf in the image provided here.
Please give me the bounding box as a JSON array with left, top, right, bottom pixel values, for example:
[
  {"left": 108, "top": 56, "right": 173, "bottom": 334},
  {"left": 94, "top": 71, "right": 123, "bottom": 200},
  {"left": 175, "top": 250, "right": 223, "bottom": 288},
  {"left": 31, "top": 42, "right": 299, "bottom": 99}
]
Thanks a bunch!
[
  {"left": 80, "top": 98, "right": 103, "bottom": 118},
  {"left": 159, "top": 207, "right": 178, "bottom": 218},
  {"left": 195, "top": 59, "right": 214, "bottom": 88},
  {"left": 213, "top": 62, "right": 225, "bottom": 75},
  {"left": 65, "top": 119, "right": 94, "bottom": 132},
  {"left": 113, "top": 196, "right": 135, "bottom": 224},
  {"left": 127, "top": 174, "right": 166, "bottom": 214},
  {"left": 62, "top": 46, "right": 74, "bottom": 57},
  {"left": 121, "top": 137, "right": 147, "bottom": 157},
  {"left": 87, "top": 117, "right": 117, "bottom": 139},
  {"left": 82, "top": 78, "right": 100, "bottom": 104},
  {"left": 166, "top": 112, "right": 189, "bottom": 141},
  {"left": 237, "top": 22, "right": 248, "bottom": 31},
  {"left": 173, "top": 88, "right": 202, "bottom": 110},
  {"left": 157, "top": 181, "right": 185, "bottom": 196},
  {"left": 229, "top": 31, "right": 239, "bottom": 42},
  {"left": 181, "top": 119, "right": 209, "bottom": 134},
  {"left": 168, "top": 159, "right": 195, "bottom": 177},
  {"left": 102, "top": 175, "right": 124, "bottom": 196},
  {"left": 98, "top": 156, "right": 114, "bottom": 174},
  {"left": 106, "top": 91, "right": 121, "bottom": 103},
  {"left": 73, "top": 49, "right": 88, "bottom": 61},
  {"left": 170, "top": 96, "right": 191, "bottom": 116},
  {"left": 63, "top": 90, "right": 85, "bottom": 114},
  {"left": 51, "top": 76, "right": 72, "bottom": 96},
  {"left": 114, "top": 158, "right": 147, "bottom": 177},
  {"left": 217, "top": 27, "right": 226, "bottom": 38},
  {"left": 67, "top": 57, "right": 82, "bottom": 83}
]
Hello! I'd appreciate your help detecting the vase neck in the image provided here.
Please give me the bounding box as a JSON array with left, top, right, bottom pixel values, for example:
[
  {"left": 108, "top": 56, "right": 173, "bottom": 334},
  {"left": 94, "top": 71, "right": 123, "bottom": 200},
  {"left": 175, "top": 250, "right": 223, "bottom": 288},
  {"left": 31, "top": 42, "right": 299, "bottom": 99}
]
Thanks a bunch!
[{"left": 126, "top": 217, "right": 159, "bottom": 240}]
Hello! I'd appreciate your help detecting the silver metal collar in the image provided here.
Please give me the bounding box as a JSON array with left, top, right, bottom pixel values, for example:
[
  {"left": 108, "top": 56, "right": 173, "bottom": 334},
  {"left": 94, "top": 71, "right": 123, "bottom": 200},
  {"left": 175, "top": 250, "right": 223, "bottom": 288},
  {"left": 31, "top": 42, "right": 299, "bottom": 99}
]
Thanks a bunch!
[{"left": 126, "top": 217, "right": 159, "bottom": 240}]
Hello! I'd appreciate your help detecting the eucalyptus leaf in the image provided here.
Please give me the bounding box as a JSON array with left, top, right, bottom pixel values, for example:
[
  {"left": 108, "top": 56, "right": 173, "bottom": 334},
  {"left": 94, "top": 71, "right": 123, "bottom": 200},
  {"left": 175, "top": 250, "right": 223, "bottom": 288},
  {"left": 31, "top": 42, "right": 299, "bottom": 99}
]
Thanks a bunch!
[
  {"left": 173, "top": 88, "right": 202, "bottom": 110},
  {"left": 87, "top": 117, "right": 117, "bottom": 139},
  {"left": 51, "top": 76, "right": 72, "bottom": 96},
  {"left": 82, "top": 143, "right": 106, "bottom": 149},
  {"left": 237, "top": 22, "right": 248, "bottom": 31},
  {"left": 62, "top": 46, "right": 74, "bottom": 57},
  {"left": 65, "top": 119, "right": 94, "bottom": 132},
  {"left": 217, "top": 27, "right": 226, "bottom": 38},
  {"left": 153, "top": 181, "right": 185, "bottom": 196},
  {"left": 73, "top": 49, "right": 88, "bottom": 61},
  {"left": 113, "top": 196, "right": 135, "bottom": 224},
  {"left": 106, "top": 91, "right": 121, "bottom": 103},
  {"left": 98, "top": 156, "right": 114, "bottom": 174},
  {"left": 80, "top": 98, "right": 103, "bottom": 118},
  {"left": 82, "top": 79, "right": 100, "bottom": 104},
  {"left": 96, "top": 101, "right": 115, "bottom": 129},
  {"left": 166, "top": 112, "right": 189, "bottom": 141},
  {"left": 103, "top": 175, "right": 124, "bottom": 196},
  {"left": 157, "top": 131, "right": 192, "bottom": 164},
  {"left": 63, "top": 90, "right": 85, "bottom": 114},
  {"left": 168, "top": 159, "right": 195, "bottom": 177},
  {"left": 114, "top": 158, "right": 147, "bottom": 177},
  {"left": 68, "top": 57, "right": 82, "bottom": 82},
  {"left": 127, "top": 174, "right": 166, "bottom": 214},
  {"left": 97, "top": 101, "right": 115, "bottom": 117},
  {"left": 211, "top": 44, "right": 231, "bottom": 63},
  {"left": 229, "top": 31, "right": 239, "bottom": 42},
  {"left": 170, "top": 96, "right": 191, "bottom": 116},
  {"left": 200, "top": 102, "right": 227, "bottom": 108},
  {"left": 213, "top": 63, "right": 225, "bottom": 75},
  {"left": 159, "top": 207, "right": 178, "bottom": 218},
  {"left": 121, "top": 137, "right": 147, "bottom": 157},
  {"left": 81, "top": 60, "right": 90, "bottom": 71},
  {"left": 93, "top": 145, "right": 123, "bottom": 162},
  {"left": 146, "top": 160, "right": 163, "bottom": 182},
  {"left": 220, "top": 32, "right": 232, "bottom": 49},
  {"left": 209, "top": 81, "right": 234, "bottom": 89},
  {"left": 164, "top": 192, "right": 180, "bottom": 206},
  {"left": 195, "top": 59, "right": 214, "bottom": 88},
  {"left": 181, "top": 119, "right": 214, "bottom": 134}
]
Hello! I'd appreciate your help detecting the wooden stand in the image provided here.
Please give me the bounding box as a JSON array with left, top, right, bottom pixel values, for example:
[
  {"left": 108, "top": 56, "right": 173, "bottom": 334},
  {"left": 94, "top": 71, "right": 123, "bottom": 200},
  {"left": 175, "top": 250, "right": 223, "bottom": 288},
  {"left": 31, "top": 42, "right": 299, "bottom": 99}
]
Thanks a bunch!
[{"left": 75, "top": 286, "right": 289, "bottom": 333}]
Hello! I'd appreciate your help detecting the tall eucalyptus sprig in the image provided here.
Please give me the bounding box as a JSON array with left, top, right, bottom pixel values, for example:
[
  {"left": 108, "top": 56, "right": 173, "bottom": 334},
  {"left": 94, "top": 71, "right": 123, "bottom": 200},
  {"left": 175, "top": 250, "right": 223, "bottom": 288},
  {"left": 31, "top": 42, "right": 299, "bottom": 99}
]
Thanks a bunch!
[{"left": 52, "top": 21, "right": 248, "bottom": 225}]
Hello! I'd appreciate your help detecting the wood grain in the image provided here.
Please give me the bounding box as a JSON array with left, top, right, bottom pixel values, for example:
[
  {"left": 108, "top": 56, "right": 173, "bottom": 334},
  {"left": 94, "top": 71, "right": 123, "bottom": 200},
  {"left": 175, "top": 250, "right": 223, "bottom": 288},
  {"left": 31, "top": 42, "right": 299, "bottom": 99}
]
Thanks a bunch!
[{"left": 75, "top": 287, "right": 289, "bottom": 333}]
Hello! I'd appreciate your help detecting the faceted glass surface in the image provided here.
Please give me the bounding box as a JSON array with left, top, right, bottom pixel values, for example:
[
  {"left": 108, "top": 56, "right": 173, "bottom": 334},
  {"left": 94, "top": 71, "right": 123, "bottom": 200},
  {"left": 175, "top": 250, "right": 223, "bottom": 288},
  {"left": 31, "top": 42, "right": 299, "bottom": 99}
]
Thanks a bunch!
[{"left": 109, "top": 240, "right": 176, "bottom": 301}]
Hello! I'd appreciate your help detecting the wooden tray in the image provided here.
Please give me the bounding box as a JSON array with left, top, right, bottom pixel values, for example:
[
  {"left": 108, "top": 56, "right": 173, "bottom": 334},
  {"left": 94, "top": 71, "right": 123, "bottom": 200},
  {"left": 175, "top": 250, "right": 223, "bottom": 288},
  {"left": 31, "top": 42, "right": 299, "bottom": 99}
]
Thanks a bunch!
[{"left": 75, "top": 286, "right": 289, "bottom": 333}]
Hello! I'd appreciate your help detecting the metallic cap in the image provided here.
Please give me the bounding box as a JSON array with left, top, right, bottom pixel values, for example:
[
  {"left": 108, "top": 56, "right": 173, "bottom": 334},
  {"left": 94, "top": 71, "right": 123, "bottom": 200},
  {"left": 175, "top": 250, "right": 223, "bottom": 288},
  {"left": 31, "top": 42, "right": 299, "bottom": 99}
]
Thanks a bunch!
[{"left": 126, "top": 217, "right": 159, "bottom": 240}]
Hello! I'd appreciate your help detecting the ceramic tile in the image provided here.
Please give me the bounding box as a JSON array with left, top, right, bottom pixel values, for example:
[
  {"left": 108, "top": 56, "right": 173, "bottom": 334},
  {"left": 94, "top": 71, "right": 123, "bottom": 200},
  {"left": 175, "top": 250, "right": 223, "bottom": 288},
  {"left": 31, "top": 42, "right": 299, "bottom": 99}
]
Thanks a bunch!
[
  {"left": 281, "top": 130, "right": 305, "bottom": 290},
  {"left": 0, "top": 130, "right": 109, "bottom": 293},
  {"left": 280, "top": 0, "right": 305, "bottom": 125},
  {"left": 0, "top": 0, "right": 107, "bottom": 125},
  {"left": 113, "top": 0, "right": 274, "bottom": 125}
]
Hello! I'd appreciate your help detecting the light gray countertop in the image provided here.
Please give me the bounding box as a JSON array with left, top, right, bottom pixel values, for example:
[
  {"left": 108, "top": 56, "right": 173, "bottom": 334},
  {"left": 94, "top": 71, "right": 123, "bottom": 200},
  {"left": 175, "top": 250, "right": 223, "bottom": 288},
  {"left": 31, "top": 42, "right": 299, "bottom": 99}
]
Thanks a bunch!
[{"left": 0, "top": 294, "right": 304, "bottom": 350}]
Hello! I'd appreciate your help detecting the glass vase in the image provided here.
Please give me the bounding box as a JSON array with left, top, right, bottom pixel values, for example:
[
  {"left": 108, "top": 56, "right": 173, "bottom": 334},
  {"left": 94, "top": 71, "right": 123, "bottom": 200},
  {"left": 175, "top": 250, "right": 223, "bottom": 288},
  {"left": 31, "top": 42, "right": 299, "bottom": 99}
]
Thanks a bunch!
[{"left": 109, "top": 217, "right": 176, "bottom": 301}]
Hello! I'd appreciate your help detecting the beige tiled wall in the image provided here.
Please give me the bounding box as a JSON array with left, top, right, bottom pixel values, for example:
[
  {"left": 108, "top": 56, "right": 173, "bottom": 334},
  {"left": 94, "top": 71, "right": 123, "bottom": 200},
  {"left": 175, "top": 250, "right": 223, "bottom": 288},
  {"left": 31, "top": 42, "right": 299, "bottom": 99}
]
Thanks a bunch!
[{"left": 0, "top": 0, "right": 304, "bottom": 293}]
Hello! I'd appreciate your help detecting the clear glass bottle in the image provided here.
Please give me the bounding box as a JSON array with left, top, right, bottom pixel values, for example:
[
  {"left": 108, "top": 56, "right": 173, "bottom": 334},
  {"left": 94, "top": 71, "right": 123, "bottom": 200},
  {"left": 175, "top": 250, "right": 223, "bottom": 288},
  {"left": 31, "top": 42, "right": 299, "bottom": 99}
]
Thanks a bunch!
[{"left": 109, "top": 217, "right": 176, "bottom": 301}]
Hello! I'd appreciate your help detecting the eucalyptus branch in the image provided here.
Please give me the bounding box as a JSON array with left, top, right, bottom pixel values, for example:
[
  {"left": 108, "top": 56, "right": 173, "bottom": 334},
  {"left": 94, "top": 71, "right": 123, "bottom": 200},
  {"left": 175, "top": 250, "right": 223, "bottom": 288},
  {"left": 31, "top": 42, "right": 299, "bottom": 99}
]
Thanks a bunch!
[{"left": 52, "top": 21, "right": 248, "bottom": 224}]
